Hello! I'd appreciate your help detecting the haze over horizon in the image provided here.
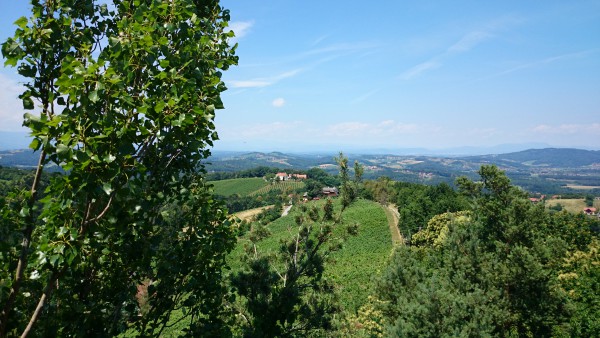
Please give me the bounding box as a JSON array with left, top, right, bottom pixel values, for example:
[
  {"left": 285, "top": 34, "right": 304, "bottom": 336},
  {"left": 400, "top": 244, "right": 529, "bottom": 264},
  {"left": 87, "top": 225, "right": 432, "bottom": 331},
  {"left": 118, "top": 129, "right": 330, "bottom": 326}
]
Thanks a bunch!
[{"left": 1, "top": 1, "right": 599, "bottom": 152}]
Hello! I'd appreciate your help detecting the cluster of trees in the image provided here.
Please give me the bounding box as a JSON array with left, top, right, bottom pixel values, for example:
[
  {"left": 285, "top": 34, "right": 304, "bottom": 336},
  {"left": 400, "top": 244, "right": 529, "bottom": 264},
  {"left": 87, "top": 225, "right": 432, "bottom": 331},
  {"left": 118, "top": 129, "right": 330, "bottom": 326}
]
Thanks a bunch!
[
  {"left": 363, "top": 177, "right": 468, "bottom": 240},
  {"left": 206, "top": 166, "right": 288, "bottom": 181},
  {"left": 216, "top": 189, "right": 286, "bottom": 214},
  {"left": 362, "top": 166, "right": 599, "bottom": 336}
]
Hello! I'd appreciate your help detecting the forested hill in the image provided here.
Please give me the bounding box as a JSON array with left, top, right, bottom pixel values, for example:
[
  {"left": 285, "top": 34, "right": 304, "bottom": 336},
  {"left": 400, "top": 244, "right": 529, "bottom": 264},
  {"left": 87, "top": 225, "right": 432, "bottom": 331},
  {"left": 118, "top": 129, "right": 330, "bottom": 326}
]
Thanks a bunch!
[{"left": 464, "top": 148, "right": 600, "bottom": 168}]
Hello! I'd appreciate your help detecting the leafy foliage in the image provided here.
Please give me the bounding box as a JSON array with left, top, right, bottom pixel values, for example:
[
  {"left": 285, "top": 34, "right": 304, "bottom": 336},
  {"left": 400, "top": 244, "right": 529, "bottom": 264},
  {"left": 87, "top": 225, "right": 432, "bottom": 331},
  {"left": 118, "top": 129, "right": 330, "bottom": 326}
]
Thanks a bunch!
[{"left": 0, "top": 0, "right": 237, "bottom": 336}]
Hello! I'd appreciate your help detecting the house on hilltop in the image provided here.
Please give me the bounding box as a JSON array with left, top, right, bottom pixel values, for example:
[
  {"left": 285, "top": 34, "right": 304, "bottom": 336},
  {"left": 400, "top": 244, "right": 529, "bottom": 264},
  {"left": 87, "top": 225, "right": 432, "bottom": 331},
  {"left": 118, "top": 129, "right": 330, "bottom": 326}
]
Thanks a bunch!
[
  {"left": 322, "top": 187, "right": 339, "bottom": 197},
  {"left": 275, "top": 172, "right": 307, "bottom": 181},
  {"left": 583, "top": 207, "right": 597, "bottom": 215}
]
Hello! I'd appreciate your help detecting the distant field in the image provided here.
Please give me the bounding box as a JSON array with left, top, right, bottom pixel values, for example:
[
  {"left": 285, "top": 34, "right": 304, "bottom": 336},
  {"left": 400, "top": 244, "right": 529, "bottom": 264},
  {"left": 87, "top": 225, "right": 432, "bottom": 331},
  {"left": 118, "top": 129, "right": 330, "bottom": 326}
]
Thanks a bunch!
[
  {"left": 566, "top": 184, "right": 600, "bottom": 190},
  {"left": 546, "top": 198, "right": 600, "bottom": 213},
  {"left": 210, "top": 177, "right": 268, "bottom": 196},
  {"left": 228, "top": 199, "right": 391, "bottom": 313}
]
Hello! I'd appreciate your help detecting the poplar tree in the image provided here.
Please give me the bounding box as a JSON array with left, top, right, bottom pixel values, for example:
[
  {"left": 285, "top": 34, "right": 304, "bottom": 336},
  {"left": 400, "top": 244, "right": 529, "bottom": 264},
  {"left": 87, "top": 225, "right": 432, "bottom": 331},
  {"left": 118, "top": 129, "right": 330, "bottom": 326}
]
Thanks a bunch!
[{"left": 0, "top": 0, "right": 237, "bottom": 336}]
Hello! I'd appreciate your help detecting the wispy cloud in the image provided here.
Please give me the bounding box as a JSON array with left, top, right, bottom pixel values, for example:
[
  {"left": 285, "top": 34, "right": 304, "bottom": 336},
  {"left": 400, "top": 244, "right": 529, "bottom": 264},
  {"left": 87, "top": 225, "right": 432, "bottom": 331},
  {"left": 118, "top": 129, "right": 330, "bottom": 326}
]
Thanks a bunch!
[
  {"left": 401, "top": 61, "right": 441, "bottom": 80},
  {"left": 302, "top": 41, "right": 379, "bottom": 57},
  {"left": 447, "top": 31, "right": 492, "bottom": 53},
  {"left": 228, "top": 68, "right": 303, "bottom": 88},
  {"left": 400, "top": 16, "right": 520, "bottom": 80},
  {"left": 350, "top": 89, "right": 379, "bottom": 104},
  {"left": 228, "top": 21, "right": 254, "bottom": 42},
  {"left": 493, "top": 49, "right": 597, "bottom": 77},
  {"left": 312, "top": 34, "right": 330, "bottom": 46}
]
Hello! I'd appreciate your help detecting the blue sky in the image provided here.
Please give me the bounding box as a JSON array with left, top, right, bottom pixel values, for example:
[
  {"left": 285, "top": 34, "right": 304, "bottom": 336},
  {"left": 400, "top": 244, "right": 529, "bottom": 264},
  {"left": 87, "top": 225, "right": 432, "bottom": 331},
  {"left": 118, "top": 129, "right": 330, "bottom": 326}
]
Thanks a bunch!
[{"left": 1, "top": 1, "right": 599, "bottom": 152}]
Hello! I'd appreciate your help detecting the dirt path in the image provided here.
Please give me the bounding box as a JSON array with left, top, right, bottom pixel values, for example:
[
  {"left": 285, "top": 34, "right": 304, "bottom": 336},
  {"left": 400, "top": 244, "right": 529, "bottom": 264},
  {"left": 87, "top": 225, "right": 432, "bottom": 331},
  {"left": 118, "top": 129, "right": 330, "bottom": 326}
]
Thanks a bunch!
[
  {"left": 383, "top": 203, "right": 403, "bottom": 245},
  {"left": 233, "top": 205, "right": 273, "bottom": 222},
  {"left": 281, "top": 204, "right": 293, "bottom": 217}
]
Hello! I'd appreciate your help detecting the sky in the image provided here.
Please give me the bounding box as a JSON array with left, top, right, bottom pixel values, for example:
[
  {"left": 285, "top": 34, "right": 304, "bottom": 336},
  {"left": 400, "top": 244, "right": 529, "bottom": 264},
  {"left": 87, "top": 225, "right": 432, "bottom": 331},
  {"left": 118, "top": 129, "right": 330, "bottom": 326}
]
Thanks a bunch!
[{"left": 1, "top": 1, "right": 599, "bottom": 153}]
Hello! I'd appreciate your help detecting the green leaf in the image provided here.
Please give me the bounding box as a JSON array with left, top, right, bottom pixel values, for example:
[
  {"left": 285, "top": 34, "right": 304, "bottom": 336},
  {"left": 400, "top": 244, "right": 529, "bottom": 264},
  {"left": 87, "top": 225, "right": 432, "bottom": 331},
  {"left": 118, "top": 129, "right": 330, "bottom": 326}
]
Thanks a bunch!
[
  {"left": 102, "top": 182, "right": 113, "bottom": 195},
  {"left": 57, "top": 143, "right": 70, "bottom": 156},
  {"left": 22, "top": 96, "right": 34, "bottom": 110},
  {"left": 14, "top": 16, "right": 28, "bottom": 29},
  {"left": 103, "top": 154, "right": 116, "bottom": 163},
  {"left": 29, "top": 138, "right": 40, "bottom": 150},
  {"left": 19, "top": 206, "right": 30, "bottom": 217},
  {"left": 88, "top": 90, "right": 99, "bottom": 103}
]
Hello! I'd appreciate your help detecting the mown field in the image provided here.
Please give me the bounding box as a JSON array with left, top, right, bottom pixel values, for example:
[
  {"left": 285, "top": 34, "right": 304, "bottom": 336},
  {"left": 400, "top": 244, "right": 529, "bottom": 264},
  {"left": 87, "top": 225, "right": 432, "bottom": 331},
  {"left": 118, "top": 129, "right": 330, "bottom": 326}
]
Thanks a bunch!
[
  {"left": 210, "top": 178, "right": 304, "bottom": 197},
  {"left": 546, "top": 198, "right": 600, "bottom": 213},
  {"left": 229, "top": 198, "right": 391, "bottom": 313}
]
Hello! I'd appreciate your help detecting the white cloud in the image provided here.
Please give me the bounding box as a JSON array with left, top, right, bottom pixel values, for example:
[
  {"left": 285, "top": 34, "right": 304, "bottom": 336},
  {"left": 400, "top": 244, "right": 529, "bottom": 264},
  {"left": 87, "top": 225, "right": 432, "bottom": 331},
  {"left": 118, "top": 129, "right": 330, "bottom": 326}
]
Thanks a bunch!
[
  {"left": 0, "top": 73, "right": 27, "bottom": 132},
  {"left": 272, "top": 98, "right": 285, "bottom": 107},
  {"left": 228, "top": 21, "right": 254, "bottom": 41}
]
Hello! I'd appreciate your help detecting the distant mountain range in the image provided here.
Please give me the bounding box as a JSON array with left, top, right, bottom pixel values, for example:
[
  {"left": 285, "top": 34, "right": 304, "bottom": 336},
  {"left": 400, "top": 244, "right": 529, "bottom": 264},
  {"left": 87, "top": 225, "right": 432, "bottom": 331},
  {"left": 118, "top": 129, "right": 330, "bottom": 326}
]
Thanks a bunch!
[
  {"left": 2, "top": 147, "right": 599, "bottom": 193},
  {"left": 2, "top": 147, "right": 599, "bottom": 170},
  {"left": 463, "top": 148, "right": 600, "bottom": 168}
]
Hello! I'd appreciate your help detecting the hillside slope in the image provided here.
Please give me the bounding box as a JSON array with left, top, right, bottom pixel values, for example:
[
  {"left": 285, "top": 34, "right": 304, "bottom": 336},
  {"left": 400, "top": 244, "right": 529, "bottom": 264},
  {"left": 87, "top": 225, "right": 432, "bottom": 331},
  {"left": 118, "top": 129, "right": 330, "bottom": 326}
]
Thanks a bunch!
[{"left": 229, "top": 199, "right": 391, "bottom": 313}]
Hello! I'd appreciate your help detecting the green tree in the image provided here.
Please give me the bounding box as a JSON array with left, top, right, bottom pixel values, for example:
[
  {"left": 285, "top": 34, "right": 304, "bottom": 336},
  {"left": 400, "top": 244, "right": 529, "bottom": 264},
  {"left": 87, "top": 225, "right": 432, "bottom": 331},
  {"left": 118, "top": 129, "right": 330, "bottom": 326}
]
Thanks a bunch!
[
  {"left": 0, "top": 0, "right": 237, "bottom": 336},
  {"left": 230, "top": 207, "right": 357, "bottom": 337},
  {"left": 353, "top": 160, "right": 364, "bottom": 198},
  {"left": 335, "top": 152, "right": 352, "bottom": 211},
  {"left": 585, "top": 194, "right": 594, "bottom": 207},
  {"left": 322, "top": 198, "right": 334, "bottom": 221}
]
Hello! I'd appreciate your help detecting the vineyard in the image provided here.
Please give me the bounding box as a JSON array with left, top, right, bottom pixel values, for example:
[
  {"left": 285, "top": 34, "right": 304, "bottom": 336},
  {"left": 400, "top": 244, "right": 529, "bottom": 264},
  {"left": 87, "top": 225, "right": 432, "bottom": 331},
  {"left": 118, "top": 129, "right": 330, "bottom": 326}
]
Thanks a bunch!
[
  {"left": 250, "top": 181, "right": 305, "bottom": 196},
  {"left": 210, "top": 178, "right": 305, "bottom": 197}
]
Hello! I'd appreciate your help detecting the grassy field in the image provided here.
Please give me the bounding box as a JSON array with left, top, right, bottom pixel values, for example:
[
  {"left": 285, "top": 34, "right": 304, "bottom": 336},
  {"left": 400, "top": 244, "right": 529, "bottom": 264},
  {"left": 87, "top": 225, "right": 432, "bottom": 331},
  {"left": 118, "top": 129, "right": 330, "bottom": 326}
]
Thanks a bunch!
[
  {"left": 210, "top": 177, "right": 268, "bottom": 196},
  {"left": 546, "top": 198, "right": 600, "bottom": 213},
  {"left": 229, "top": 198, "right": 391, "bottom": 313},
  {"left": 565, "top": 184, "right": 600, "bottom": 190}
]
